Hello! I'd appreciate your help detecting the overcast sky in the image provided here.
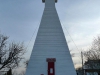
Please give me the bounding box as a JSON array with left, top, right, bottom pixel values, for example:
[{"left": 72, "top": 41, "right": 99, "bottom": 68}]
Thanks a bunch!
[{"left": 0, "top": 0, "right": 100, "bottom": 71}]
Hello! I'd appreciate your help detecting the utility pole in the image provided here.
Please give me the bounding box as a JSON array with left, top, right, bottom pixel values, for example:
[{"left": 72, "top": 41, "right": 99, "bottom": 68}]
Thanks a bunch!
[{"left": 81, "top": 51, "right": 84, "bottom": 75}]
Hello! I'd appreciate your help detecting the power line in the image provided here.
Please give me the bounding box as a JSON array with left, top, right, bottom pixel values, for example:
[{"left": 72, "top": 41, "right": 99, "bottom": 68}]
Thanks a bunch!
[
  {"left": 26, "top": 25, "right": 39, "bottom": 49},
  {"left": 62, "top": 24, "right": 82, "bottom": 63},
  {"left": 63, "top": 25, "right": 81, "bottom": 52}
]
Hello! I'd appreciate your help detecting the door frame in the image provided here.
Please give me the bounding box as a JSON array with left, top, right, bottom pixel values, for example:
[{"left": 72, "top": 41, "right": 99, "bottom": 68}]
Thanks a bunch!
[{"left": 46, "top": 58, "right": 56, "bottom": 75}]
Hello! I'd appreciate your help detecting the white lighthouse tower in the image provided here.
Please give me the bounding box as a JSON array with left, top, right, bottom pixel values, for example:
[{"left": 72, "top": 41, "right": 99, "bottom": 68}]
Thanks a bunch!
[{"left": 25, "top": 0, "right": 76, "bottom": 75}]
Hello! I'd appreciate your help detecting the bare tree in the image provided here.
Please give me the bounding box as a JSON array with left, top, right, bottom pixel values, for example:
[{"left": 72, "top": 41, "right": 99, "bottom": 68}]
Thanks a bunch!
[
  {"left": 84, "top": 36, "right": 100, "bottom": 60},
  {"left": 24, "top": 59, "right": 29, "bottom": 68},
  {"left": 0, "top": 34, "right": 8, "bottom": 63},
  {"left": 13, "top": 70, "right": 26, "bottom": 75},
  {"left": 0, "top": 33, "right": 26, "bottom": 70},
  {"left": 83, "top": 36, "right": 100, "bottom": 69}
]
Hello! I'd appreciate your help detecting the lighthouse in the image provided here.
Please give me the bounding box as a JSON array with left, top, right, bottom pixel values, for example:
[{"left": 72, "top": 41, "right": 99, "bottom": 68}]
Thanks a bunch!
[{"left": 25, "top": 0, "right": 76, "bottom": 75}]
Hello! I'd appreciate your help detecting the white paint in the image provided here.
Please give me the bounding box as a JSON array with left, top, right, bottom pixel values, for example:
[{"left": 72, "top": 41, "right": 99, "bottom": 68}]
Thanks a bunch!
[{"left": 25, "top": 0, "right": 76, "bottom": 75}]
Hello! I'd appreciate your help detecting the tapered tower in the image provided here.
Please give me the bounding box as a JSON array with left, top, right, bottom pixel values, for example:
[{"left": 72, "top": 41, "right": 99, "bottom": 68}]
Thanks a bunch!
[{"left": 25, "top": 0, "right": 76, "bottom": 75}]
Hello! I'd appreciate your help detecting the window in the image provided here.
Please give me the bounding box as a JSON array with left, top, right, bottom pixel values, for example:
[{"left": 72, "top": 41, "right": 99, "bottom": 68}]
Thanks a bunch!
[{"left": 50, "top": 68, "right": 53, "bottom": 74}]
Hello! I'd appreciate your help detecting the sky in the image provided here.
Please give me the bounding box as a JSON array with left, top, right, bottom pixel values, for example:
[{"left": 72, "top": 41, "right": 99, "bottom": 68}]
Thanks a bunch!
[{"left": 0, "top": 0, "right": 100, "bottom": 73}]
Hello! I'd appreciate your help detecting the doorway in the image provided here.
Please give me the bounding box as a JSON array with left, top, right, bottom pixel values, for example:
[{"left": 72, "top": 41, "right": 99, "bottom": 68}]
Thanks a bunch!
[{"left": 46, "top": 58, "right": 56, "bottom": 75}]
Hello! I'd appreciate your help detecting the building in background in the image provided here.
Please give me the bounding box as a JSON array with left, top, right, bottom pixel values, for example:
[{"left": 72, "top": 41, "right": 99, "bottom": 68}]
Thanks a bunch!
[{"left": 84, "top": 60, "right": 100, "bottom": 75}]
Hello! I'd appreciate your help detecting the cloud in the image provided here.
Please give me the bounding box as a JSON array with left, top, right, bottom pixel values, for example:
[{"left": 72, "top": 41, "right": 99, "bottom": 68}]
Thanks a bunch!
[{"left": 0, "top": 0, "right": 100, "bottom": 69}]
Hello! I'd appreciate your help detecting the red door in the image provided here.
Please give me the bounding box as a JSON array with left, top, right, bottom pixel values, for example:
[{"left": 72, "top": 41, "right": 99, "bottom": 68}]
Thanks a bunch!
[{"left": 48, "top": 62, "right": 55, "bottom": 75}]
